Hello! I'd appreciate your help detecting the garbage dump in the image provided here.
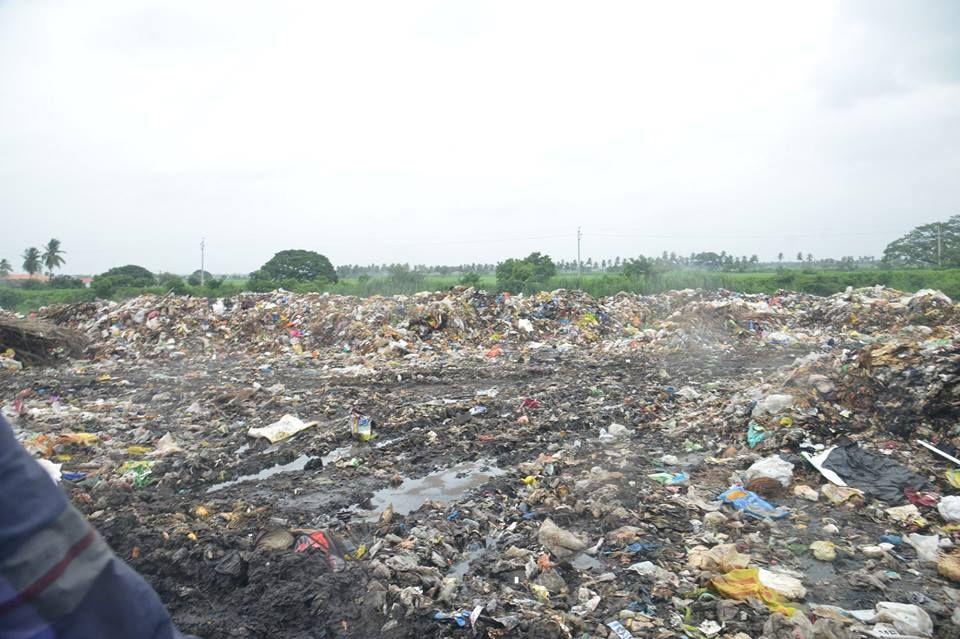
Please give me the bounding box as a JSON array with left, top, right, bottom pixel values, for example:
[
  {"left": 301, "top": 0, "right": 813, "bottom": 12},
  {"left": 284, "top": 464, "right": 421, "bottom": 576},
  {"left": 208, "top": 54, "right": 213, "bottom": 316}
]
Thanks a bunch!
[{"left": 2, "top": 285, "right": 960, "bottom": 638}]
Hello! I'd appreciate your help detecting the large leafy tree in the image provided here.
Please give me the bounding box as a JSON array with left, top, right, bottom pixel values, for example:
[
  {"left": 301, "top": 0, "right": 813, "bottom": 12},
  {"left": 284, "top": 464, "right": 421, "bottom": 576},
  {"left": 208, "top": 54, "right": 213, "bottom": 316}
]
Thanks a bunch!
[
  {"left": 251, "top": 250, "right": 338, "bottom": 283},
  {"left": 93, "top": 264, "right": 156, "bottom": 287},
  {"left": 495, "top": 252, "right": 556, "bottom": 293},
  {"left": 22, "top": 248, "right": 41, "bottom": 276},
  {"left": 0, "top": 259, "right": 11, "bottom": 278},
  {"left": 187, "top": 270, "right": 214, "bottom": 286},
  {"left": 42, "top": 238, "right": 66, "bottom": 275},
  {"left": 883, "top": 215, "right": 960, "bottom": 267}
]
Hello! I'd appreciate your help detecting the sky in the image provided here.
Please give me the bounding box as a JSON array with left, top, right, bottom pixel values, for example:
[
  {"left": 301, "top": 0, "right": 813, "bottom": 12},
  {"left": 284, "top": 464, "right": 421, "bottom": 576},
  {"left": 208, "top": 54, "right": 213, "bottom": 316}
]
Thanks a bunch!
[{"left": 2, "top": 1, "right": 960, "bottom": 275}]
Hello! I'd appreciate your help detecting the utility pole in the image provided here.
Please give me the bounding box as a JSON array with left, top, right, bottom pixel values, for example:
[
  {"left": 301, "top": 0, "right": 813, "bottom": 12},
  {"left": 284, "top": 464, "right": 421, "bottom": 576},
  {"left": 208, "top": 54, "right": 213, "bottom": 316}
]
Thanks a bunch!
[
  {"left": 576, "top": 227, "right": 582, "bottom": 289},
  {"left": 938, "top": 223, "right": 942, "bottom": 268},
  {"left": 200, "top": 238, "right": 206, "bottom": 286}
]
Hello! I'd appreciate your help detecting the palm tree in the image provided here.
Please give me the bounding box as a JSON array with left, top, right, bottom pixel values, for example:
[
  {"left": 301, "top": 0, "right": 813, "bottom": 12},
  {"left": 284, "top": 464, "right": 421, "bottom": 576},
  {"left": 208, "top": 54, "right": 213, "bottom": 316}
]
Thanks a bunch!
[
  {"left": 42, "top": 238, "right": 66, "bottom": 275},
  {"left": 0, "top": 258, "right": 11, "bottom": 278},
  {"left": 22, "top": 248, "right": 41, "bottom": 277},
  {"left": 777, "top": 252, "right": 784, "bottom": 263}
]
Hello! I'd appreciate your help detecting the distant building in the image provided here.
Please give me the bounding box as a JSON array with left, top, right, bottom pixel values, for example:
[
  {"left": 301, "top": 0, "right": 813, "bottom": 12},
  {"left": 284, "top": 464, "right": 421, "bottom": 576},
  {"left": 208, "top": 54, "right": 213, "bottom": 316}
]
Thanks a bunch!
[{"left": 3, "top": 273, "right": 49, "bottom": 282}]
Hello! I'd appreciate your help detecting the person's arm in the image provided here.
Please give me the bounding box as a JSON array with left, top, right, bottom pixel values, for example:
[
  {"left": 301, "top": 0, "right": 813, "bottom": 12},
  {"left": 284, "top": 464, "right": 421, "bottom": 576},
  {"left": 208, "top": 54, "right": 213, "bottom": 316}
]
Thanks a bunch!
[{"left": 0, "top": 414, "right": 196, "bottom": 638}]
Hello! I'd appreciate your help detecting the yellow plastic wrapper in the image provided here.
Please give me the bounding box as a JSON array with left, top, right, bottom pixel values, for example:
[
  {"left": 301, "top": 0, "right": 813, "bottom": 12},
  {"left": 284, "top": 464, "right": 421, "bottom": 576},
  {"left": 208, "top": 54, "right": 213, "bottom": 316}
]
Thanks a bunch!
[
  {"left": 710, "top": 568, "right": 796, "bottom": 616},
  {"left": 946, "top": 470, "right": 960, "bottom": 489}
]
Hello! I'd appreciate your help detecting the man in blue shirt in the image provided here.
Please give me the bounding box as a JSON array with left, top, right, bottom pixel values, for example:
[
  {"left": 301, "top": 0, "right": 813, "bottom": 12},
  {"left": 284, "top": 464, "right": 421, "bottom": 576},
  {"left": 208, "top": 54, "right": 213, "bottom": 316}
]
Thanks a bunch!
[{"left": 0, "top": 414, "right": 195, "bottom": 638}]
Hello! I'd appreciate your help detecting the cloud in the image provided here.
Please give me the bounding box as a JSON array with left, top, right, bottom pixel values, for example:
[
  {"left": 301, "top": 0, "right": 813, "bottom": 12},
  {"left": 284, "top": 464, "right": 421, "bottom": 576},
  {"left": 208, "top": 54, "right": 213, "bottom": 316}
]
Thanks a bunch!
[{"left": 818, "top": 0, "right": 960, "bottom": 107}]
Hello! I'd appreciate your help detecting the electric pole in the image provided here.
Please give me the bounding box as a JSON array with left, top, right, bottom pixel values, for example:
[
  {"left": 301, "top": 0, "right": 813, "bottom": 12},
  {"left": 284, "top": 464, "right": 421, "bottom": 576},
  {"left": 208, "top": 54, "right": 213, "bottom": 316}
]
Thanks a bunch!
[
  {"left": 576, "top": 227, "right": 582, "bottom": 289},
  {"left": 938, "top": 223, "right": 942, "bottom": 268},
  {"left": 200, "top": 238, "right": 206, "bottom": 286}
]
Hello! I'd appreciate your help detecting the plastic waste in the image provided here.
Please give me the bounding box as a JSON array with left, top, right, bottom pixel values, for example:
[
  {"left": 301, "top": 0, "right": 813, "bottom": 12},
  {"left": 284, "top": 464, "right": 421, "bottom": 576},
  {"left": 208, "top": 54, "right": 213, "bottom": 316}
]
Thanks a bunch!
[
  {"left": 904, "top": 533, "right": 940, "bottom": 563},
  {"left": 821, "top": 443, "right": 929, "bottom": 502},
  {"left": 710, "top": 568, "right": 796, "bottom": 615},
  {"left": 946, "top": 469, "right": 960, "bottom": 489},
  {"left": 647, "top": 471, "right": 688, "bottom": 485},
  {"left": 148, "top": 432, "right": 183, "bottom": 457},
  {"left": 746, "top": 421, "right": 766, "bottom": 447},
  {"left": 886, "top": 504, "right": 927, "bottom": 527},
  {"left": 537, "top": 518, "right": 587, "bottom": 559},
  {"left": 821, "top": 484, "right": 865, "bottom": 505},
  {"left": 757, "top": 568, "right": 806, "bottom": 599},
  {"left": 626, "top": 561, "right": 678, "bottom": 585},
  {"left": 248, "top": 414, "right": 318, "bottom": 443},
  {"left": 350, "top": 412, "right": 373, "bottom": 442},
  {"left": 687, "top": 543, "right": 750, "bottom": 573},
  {"left": 810, "top": 540, "right": 837, "bottom": 561},
  {"left": 745, "top": 455, "right": 794, "bottom": 487},
  {"left": 607, "top": 620, "right": 635, "bottom": 639},
  {"left": 792, "top": 484, "right": 819, "bottom": 501},
  {"left": 874, "top": 602, "right": 933, "bottom": 638},
  {"left": 752, "top": 393, "right": 794, "bottom": 416},
  {"left": 35, "top": 458, "right": 62, "bottom": 483},
  {"left": 718, "top": 486, "right": 790, "bottom": 519},
  {"left": 937, "top": 495, "right": 960, "bottom": 522}
]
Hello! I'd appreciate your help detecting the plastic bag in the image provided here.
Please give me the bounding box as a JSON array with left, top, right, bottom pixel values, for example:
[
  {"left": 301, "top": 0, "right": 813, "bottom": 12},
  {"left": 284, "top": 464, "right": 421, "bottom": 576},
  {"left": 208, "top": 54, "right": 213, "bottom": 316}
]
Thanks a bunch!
[
  {"left": 718, "top": 486, "right": 790, "bottom": 519},
  {"left": 745, "top": 455, "right": 794, "bottom": 487},
  {"left": 821, "top": 443, "right": 929, "bottom": 502},
  {"left": 752, "top": 394, "right": 794, "bottom": 417},
  {"left": 937, "top": 495, "right": 960, "bottom": 522},
  {"left": 874, "top": 602, "right": 933, "bottom": 637},
  {"left": 905, "top": 533, "right": 940, "bottom": 563},
  {"left": 710, "top": 568, "right": 796, "bottom": 616}
]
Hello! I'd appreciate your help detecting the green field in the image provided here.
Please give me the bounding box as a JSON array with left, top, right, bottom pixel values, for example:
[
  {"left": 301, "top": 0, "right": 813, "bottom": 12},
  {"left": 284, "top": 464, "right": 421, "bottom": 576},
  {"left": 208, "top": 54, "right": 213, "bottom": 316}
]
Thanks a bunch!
[{"left": 4, "top": 268, "right": 960, "bottom": 313}]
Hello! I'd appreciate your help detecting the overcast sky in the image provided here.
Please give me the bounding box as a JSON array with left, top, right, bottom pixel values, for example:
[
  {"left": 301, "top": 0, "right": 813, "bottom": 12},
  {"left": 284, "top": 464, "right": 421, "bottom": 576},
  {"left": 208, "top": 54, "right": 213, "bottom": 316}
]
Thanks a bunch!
[{"left": 2, "top": 1, "right": 959, "bottom": 274}]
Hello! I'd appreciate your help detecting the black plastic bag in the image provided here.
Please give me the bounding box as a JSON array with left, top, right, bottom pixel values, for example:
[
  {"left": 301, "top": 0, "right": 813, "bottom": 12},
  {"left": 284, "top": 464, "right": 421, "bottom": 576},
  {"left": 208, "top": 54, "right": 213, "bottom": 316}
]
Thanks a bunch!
[{"left": 822, "top": 443, "right": 929, "bottom": 502}]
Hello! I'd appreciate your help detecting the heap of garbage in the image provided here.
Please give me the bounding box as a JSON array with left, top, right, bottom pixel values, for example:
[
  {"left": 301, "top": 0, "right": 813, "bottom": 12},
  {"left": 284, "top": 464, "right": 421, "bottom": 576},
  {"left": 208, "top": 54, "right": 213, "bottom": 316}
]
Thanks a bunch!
[{"left": 2, "top": 285, "right": 960, "bottom": 638}]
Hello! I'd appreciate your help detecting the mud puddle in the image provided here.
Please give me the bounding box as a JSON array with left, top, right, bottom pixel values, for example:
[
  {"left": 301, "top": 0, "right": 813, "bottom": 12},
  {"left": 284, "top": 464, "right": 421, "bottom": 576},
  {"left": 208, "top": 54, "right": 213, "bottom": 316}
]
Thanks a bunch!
[
  {"left": 350, "top": 459, "right": 505, "bottom": 521},
  {"left": 207, "top": 454, "right": 318, "bottom": 492}
]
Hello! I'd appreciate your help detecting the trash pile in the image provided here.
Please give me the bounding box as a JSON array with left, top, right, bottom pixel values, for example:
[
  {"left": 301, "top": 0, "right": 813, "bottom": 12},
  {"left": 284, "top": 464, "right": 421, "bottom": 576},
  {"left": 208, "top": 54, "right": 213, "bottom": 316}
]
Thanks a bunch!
[
  {"left": 2, "top": 285, "right": 960, "bottom": 638},
  {"left": 0, "top": 312, "right": 87, "bottom": 366}
]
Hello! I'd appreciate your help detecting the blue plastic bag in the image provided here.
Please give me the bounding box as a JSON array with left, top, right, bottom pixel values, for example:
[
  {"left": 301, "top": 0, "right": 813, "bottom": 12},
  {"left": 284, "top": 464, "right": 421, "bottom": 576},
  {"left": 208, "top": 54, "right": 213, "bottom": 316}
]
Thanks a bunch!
[{"left": 718, "top": 486, "right": 789, "bottom": 519}]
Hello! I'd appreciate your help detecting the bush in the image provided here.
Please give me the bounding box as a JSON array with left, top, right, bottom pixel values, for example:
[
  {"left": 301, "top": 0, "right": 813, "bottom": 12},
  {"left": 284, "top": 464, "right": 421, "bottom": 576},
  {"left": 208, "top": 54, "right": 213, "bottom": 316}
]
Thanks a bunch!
[
  {"left": 459, "top": 272, "right": 482, "bottom": 288},
  {"left": 0, "top": 288, "right": 24, "bottom": 309},
  {"left": 49, "top": 275, "right": 85, "bottom": 289},
  {"left": 157, "top": 274, "right": 189, "bottom": 295},
  {"left": 18, "top": 279, "right": 47, "bottom": 290},
  {"left": 252, "top": 250, "right": 337, "bottom": 283},
  {"left": 93, "top": 276, "right": 118, "bottom": 298}
]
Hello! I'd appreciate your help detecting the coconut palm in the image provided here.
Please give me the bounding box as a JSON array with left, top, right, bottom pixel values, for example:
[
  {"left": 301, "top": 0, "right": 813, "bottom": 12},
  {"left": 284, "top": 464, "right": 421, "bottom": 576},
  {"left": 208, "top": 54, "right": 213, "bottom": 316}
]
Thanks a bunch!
[
  {"left": 22, "top": 248, "right": 41, "bottom": 276},
  {"left": 0, "top": 258, "right": 11, "bottom": 278},
  {"left": 42, "top": 238, "right": 66, "bottom": 275}
]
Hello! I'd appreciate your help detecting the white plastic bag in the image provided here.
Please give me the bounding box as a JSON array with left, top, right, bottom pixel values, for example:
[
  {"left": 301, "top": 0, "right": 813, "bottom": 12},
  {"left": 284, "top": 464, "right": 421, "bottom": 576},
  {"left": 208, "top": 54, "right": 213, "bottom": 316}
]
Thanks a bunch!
[
  {"left": 874, "top": 602, "right": 933, "bottom": 637},
  {"left": 745, "top": 455, "right": 795, "bottom": 487},
  {"left": 937, "top": 495, "right": 960, "bottom": 523},
  {"left": 905, "top": 533, "right": 940, "bottom": 563},
  {"left": 752, "top": 394, "right": 794, "bottom": 416}
]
